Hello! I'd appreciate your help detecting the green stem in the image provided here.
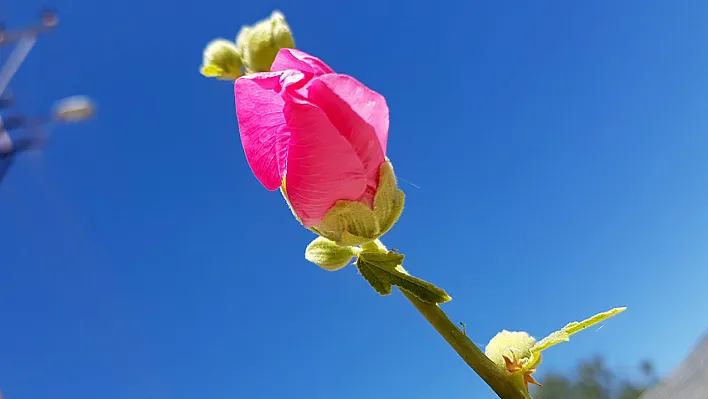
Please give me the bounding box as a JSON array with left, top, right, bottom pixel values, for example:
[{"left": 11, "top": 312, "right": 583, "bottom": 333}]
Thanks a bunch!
[
  {"left": 400, "top": 290, "right": 531, "bottom": 399},
  {"left": 360, "top": 240, "right": 530, "bottom": 398}
]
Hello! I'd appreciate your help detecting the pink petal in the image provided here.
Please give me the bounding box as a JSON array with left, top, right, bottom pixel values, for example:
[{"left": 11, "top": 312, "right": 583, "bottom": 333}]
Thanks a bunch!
[
  {"left": 284, "top": 100, "right": 368, "bottom": 227},
  {"left": 271, "top": 48, "right": 335, "bottom": 76},
  {"left": 234, "top": 71, "right": 305, "bottom": 190},
  {"left": 303, "top": 74, "right": 388, "bottom": 183}
]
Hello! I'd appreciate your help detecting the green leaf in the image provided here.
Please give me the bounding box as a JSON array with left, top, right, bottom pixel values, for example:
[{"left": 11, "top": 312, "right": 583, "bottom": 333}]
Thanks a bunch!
[
  {"left": 531, "top": 307, "right": 627, "bottom": 354},
  {"left": 356, "top": 256, "right": 392, "bottom": 296},
  {"left": 523, "top": 307, "right": 627, "bottom": 371},
  {"left": 355, "top": 251, "right": 452, "bottom": 304}
]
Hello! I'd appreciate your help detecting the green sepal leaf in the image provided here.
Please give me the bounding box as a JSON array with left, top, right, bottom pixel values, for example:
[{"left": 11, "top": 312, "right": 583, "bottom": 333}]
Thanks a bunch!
[
  {"left": 284, "top": 161, "right": 404, "bottom": 247},
  {"left": 355, "top": 251, "right": 451, "bottom": 304}
]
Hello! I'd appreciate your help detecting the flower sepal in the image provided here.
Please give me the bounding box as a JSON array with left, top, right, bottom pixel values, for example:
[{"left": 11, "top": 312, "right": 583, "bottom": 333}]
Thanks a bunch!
[{"left": 313, "top": 161, "right": 405, "bottom": 247}]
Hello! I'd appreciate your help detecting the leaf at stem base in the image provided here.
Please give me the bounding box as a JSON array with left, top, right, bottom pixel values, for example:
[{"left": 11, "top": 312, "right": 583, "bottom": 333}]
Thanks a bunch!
[{"left": 355, "top": 251, "right": 452, "bottom": 304}]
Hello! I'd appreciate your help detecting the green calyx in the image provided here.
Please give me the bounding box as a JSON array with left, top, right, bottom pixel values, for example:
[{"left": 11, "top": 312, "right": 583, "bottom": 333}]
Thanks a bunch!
[
  {"left": 295, "top": 160, "right": 446, "bottom": 304},
  {"left": 200, "top": 39, "right": 244, "bottom": 81},
  {"left": 281, "top": 161, "right": 404, "bottom": 247},
  {"left": 236, "top": 10, "right": 295, "bottom": 73},
  {"left": 314, "top": 161, "right": 405, "bottom": 247}
]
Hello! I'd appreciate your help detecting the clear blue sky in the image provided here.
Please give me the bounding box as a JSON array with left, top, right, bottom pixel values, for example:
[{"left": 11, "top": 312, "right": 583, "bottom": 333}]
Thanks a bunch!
[{"left": 1, "top": 0, "right": 708, "bottom": 398}]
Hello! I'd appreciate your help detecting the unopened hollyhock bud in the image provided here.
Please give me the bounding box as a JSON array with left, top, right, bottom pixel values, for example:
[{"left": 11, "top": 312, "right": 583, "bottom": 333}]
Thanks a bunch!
[
  {"left": 485, "top": 330, "right": 541, "bottom": 391},
  {"left": 235, "top": 11, "right": 295, "bottom": 73},
  {"left": 484, "top": 307, "right": 626, "bottom": 392},
  {"left": 234, "top": 48, "right": 403, "bottom": 246},
  {"left": 305, "top": 236, "right": 362, "bottom": 271},
  {"left": 200, "top": 39, "right": 244, "bottom": 81}
]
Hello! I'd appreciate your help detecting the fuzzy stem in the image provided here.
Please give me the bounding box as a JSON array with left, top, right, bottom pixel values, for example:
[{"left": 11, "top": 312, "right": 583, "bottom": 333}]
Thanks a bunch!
[{"left": 400, "top": 290, "right": 531, "bottom": 398}]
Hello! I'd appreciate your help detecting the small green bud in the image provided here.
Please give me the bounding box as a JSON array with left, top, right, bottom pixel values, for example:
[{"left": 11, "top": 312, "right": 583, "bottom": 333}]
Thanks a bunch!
[
  {"left": 305, "top": 236, "right": 361, "bottom": 271},
  {"left": 200, "top": 39, "right": 244, "bottom": 81},
  {"left": 484, "top": 307, "right": 627, "bottom": 392},
  {"left": 235, "top": 10, "right": 295, "bottom": 73},
  {"left": 314, "top": 161, "right": 405, "bottom": 247},
  {"left": 485, "top": 330, "right": 539, "bottom": 371},
  {"left": 485, "top": 330, "right": 540, "bottom": 391}
]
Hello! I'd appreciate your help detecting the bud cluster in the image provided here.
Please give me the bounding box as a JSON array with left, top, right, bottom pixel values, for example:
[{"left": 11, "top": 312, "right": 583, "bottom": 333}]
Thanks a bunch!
[{"left": 200, "top": 11, "right": 295, "bottom": 80}]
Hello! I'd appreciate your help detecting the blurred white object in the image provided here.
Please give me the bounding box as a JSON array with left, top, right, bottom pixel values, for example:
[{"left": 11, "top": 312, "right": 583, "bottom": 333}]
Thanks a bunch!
[
  {"left": 53, "top": 95, "right": 96, "bottom": 122},
  {"left": 41, "top": 9, "right": 59, "bottom": 28},
  {"left": 0, "top": 36, "right": 37, "bottom": 96}
]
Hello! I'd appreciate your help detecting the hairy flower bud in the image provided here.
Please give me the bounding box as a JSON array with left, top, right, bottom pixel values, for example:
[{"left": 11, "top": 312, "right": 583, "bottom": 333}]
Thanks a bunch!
[
  {"left": 305, "top": 237, "right": 361, "bottom": 271},
  {"left": 485, "top": 330, "right": 538, "bottom": 371},
  {"left": 484, "top": 307, "right": 627, "bottom": 392},
  {"left": 235, "top": 11, "right": 295, "bottom": 73},
  {"left": 200, "top": 39, "right": 244, "bottom": 81}
]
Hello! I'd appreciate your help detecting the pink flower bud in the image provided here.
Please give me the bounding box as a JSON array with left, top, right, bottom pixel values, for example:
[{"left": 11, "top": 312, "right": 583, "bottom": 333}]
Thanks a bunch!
[{"left": 234, "top": 48, "right": 391, "bottom": 229}]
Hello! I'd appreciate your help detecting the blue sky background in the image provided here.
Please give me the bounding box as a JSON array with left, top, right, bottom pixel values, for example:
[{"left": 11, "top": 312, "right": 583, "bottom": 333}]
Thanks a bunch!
[{"left": 1, "top": 0, "right": 708, "bottom": 398}]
